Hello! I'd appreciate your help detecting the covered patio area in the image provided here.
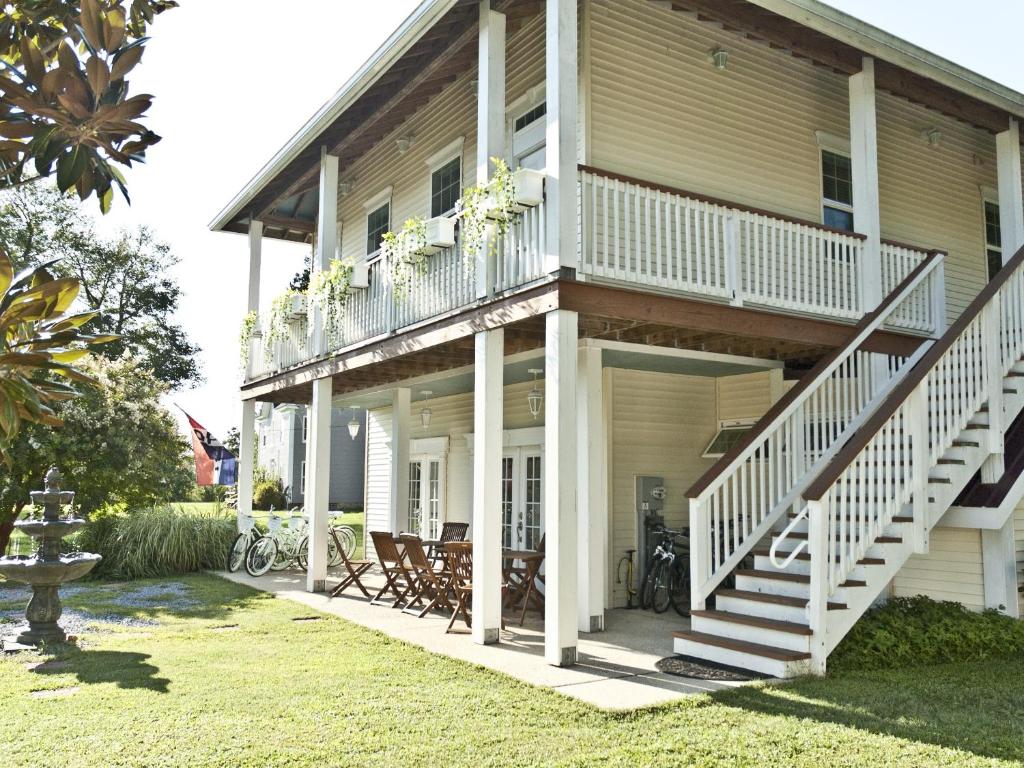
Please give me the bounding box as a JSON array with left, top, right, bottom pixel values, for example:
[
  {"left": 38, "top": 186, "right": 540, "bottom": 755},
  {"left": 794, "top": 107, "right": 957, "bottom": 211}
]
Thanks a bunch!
[{"left": 218, "top": 568, "right": 757, "bottom": 710}]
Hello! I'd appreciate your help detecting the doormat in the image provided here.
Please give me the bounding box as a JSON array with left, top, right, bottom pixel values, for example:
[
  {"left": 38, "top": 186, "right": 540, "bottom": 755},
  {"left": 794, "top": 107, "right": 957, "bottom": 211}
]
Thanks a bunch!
[{"left": 655, "top": 655, "right": 768, "bottom": 682}]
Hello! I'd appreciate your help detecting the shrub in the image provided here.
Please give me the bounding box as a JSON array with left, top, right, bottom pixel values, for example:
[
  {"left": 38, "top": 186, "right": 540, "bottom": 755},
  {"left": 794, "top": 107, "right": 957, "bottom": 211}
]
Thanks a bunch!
[
  {"left": 253, "top": 478, "right": 287, "bottom": 511},
  {"left": 829, "top": 595, "right": 1024, "bottom": 673},
  {"left": 78, "top": 506, "right": 236, "bottom": 581}
]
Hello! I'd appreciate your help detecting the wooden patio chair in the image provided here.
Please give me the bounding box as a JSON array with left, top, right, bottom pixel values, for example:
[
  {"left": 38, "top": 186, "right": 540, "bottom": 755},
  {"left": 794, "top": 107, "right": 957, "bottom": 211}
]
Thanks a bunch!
[
  {"left": 429, "top": 521, "right": 469, "bottom": 567},
  {"left": 369, "top": 530, "right": 418, "bottom": 608},
  {"left": 444, "top": 541, "right": 507, "bottom": 633},
  {"left": 328, "top": 526, "right": 373, "bottom": 599},
  {"left": 505, "top": 534, "right": 545, "bottom": 627},
  {"left": 400, "top": 533, "right": 453, "bottom": 618}
]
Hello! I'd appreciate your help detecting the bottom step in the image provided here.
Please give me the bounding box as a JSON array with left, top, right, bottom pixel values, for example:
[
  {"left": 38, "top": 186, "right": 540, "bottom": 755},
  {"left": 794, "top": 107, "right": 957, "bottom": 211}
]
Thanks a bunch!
[{"left": 673, "top": 630, "right": 813, "bottom": 678}]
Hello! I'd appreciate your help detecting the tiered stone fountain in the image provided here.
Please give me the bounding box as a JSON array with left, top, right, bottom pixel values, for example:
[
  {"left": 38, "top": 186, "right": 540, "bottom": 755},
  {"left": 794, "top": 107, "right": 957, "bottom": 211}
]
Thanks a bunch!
[{"left": 0, "top": 467, "right": 101, "bottom": 648}]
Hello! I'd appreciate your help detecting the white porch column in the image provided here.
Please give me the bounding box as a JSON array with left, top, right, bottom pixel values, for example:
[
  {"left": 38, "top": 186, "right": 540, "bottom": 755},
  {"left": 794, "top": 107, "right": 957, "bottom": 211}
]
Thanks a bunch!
[
  {"left": 982, "top": 518, "right": 1020, "bottom": 618},
  {"left": 472, "top": 328, "right": 504, "bottom": 644},
  {"left": 389, "top": 388, "right": 411, "bottom": 533},
  {"left": 544, "top": 0, "right": 578, "bottom": 275},
  {"left": 576, "top": 345, "right": 607, "bottom": 633},
  {"left": 545, "top": 309, "right": 578, "bottom": 666},
  {"left": 476, "top": 2, "right": 506, "bottom": 298},
  {"left": 997, "top": 118, "right": 1024, "bottom": 261},
  {"left": 849, "top": 57, "right": 882, "bottom": 311},
  {"left": 312, "top": 148, "right": 339, "bottom": 354},
  {"left": 238, "top": 219, "right": 263, "bottom": 519},
  {"left": 304, "top": 378, "right": 332, "bottom": 593}
]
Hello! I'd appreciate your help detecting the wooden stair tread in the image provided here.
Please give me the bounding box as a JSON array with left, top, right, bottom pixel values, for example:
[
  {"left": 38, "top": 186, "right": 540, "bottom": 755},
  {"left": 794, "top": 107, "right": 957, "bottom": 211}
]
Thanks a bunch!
[
  {"left": 787, "top": 532, "right": 903, "bottom": 544},
  {"left": 937, "top": 458, "right": 966, "bottom": 465},
  {"left": 953, "top": 440, "right": 980, "bottom": 448},
  {"left": 737, "top": 568, "right": 865, "bottom": 589},
  {"left": 715, "top": 588, "right": 847, "bottom": 611},
  {"left": 787, "top": 512, "right": 912, "bottom": 524},
  {"left": 672, "top": 630, "right": 812, "bottom": 662},
  {"left": 691, "top": 609, "right": 813, "bottom": 635},
  {"left": 753, "top": 548, "right": 884, "bottom": 566}
]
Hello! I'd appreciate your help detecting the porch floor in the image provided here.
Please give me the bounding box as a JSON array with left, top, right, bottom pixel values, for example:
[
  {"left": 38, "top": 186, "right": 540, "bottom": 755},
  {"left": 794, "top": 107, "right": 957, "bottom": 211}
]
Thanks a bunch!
[{"left": 217, "top": 568, "right": 756, "bottom": 710}]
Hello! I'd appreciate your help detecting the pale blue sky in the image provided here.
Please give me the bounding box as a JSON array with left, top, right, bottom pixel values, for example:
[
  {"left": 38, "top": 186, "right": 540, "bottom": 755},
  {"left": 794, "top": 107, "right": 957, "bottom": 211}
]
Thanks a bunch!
[{"left": 97, "top": 1, "right": 1024, "bottom": 440}]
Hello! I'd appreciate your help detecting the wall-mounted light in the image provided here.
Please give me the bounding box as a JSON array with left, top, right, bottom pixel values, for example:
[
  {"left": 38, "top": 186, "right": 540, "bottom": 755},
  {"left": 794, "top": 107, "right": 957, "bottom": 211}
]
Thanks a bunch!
[
  {"left": 527, "top": 369, "right": 544, "bottom": 420},
  {"left": 338, "top": 179, "right": 353, "bottom": 197},
  {"left": 396, "top": 134, "right": 416, "bottom": 154},
  {"left": 924, "top": 128, "right": 942, "bottom": 147},
  {"left": 347, "top": 408, "right": 361, "bottom": 441},
  {"left": 419, "top": 390, "right": 433, "bottom": 429},
  {"left": 709, "top": 47, "right": 729, "bottom": 71}
]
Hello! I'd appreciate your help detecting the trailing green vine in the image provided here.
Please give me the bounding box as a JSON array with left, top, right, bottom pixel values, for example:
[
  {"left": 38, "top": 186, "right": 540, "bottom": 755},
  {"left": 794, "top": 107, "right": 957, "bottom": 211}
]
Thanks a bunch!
[
  {"left": 456, "top": 157, "right": 520, "bottom": 272},
  {"left": 264, "top": 290, "right": 304, "bottom": 360},
  {"left": 307, "top": 258, "right": 354, "bottom": 337},
  {"left": 239, "top": 310, "right": 257, "bottom": 372},
  {"left": 383, "top": 217, "right": 429, "bottom": 299}
]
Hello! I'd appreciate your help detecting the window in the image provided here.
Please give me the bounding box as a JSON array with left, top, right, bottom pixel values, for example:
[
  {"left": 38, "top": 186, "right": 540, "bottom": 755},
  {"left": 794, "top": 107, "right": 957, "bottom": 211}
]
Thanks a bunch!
[
  {"left": 301, "top": 415, "right": 308, "bottom": 443},
  {"left": 703, "top": 421, "right": 757, "bottom": 459},
  {"left": 430, "top": 156, "right": 462, "bottom": 218},
  {"left": 366, "top": 202, "right": 390, "bottom": 255},
  {"left": 514, "top": 102, "right": 546, "bottom": 132},
  {"left": 407, "top": 461, "right": 423, "bottom": 534},
  {"left": 300, "top": 460, "right": 306, "bottom": 490},
  {"left": 985, "top": 200, "right": 1002, "bottom": 280},
  {"left": 821, "top": 149, "right": 854, "bottom": 232}
]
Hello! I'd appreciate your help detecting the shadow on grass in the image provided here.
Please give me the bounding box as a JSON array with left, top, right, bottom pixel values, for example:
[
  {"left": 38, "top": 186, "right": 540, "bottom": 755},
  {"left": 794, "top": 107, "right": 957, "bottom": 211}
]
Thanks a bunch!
[
  {"left": 36, "top": 649, "right": 170, "bottom": 693},
  {"left": 707, "top": 660, "right": 1024, "bottom": 763}
]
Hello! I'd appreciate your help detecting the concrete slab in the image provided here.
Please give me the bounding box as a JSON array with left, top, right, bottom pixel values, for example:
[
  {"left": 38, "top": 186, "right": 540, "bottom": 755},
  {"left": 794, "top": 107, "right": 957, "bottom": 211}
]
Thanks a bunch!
[{"left": 217, "top": 568, "right": 756, "bottom": 710}]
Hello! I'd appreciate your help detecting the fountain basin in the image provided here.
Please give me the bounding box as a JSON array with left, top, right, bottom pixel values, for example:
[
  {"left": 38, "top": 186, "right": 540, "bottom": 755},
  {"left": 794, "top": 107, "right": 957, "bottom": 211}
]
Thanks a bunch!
[
  {"left": 14, "top": 519, "right": 88, "bottom": 539},
  {"left": 0, "top": 553, "right": 100, "bottom": 586}
]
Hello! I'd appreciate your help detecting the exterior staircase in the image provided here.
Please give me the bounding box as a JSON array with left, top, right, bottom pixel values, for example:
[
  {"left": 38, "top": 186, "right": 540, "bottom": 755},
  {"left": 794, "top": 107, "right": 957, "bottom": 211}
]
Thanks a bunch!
[{"left": 676, "top": 246, "right": 1024, "bottom": 677}]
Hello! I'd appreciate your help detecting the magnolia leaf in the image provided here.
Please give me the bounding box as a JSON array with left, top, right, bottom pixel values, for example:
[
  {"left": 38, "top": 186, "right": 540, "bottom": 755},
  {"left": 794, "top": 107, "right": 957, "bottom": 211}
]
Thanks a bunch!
[
  {"left": 110, "top": 45, "right": 144, "bottom": 81},
  {"left": 80, "top": 0, "right": 107, "bottom": 52},
  {"left": 47, "top": 310, "right": 100, "bottom": 332},
  {"left": 49, "top": 349, "right": 92, "bottom": 364},
  {"left": 0, "top": 251, "right": 12, "bottom": 295},
  {"left": 103, "top": 8, "right": 128, "bottom": 52},
  {"left": 86, "top": 56, "right": 111, "bottom": 98}
]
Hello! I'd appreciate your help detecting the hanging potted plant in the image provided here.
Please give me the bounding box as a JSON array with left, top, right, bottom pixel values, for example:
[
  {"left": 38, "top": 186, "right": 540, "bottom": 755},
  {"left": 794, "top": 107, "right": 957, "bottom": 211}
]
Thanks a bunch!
[
  {"left": 424, "top": 215, "right": 457, "bottom": 250},
  {"left": 307, "top": 258, "right": 355, "bottom": 337},
  {"left": 264, "top": 290, "right": 303, "bottom": 360},
  {"left": 239, "top": 310, "right": 258, "bottom": 371},
  {"left": 383, "top": 217, "right": 431, "bottom": 298},
  {"left": 509, "top": 167, "right": 544, "bottom": 210}
]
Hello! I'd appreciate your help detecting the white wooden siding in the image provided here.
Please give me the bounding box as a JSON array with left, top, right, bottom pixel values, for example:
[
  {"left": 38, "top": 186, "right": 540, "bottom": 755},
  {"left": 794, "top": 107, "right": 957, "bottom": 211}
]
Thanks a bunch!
[
  {"left": 716, "top": 371, "right": 777, "bottom": 423},
  {"left": 892, "top": 528, "right": 986, "bottom": 611},
  {"left": 586, "top": 0, "right": 996, "bottom": 320},
  {"left": 363, "top": 409, "right": 393, "bottom": 554},
  {"left": 1015, "top": 502, "right": 1024, "bottom": 616}
]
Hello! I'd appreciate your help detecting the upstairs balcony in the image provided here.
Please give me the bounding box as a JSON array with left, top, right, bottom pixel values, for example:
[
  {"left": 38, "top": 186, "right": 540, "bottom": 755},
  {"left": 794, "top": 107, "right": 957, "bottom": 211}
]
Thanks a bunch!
[{"left": 243, "top": 167, "right": 943, "bottom": 383}]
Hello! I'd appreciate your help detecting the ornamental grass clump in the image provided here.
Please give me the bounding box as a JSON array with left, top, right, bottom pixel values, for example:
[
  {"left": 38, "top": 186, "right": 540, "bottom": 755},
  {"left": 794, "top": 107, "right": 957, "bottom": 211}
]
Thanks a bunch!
[
  {"left": 828, "top": 595, "right": 1024, "bottom": 673},
  {"left": 78, "top": 506, "right": 236, "bottom": 581}
]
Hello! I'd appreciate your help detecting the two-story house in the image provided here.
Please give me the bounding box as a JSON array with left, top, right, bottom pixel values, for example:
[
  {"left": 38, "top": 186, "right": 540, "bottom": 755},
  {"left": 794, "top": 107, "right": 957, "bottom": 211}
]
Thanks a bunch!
[{"left": 213, "top": 0, "right": 1024, "bottom": 677}]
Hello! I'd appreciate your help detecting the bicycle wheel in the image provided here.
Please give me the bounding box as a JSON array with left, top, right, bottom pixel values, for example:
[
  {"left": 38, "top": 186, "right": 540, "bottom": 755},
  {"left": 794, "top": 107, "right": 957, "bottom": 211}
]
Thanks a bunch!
[
  {"left": 336, "top": 525, "right": 357, "bottom": 559},
  {"left": 650, "top": 560, "right": 672, "bottom": 614},
  {"left": 269, "top": 538, "right": 292, "bottom": 571},
  {"left": 668, "top": 559, "right": 691, "bottom": 617},
  {"left": 245, "top": 536, "right": 278, "bottom": 577},
  {"left": 326, "top": 532, "right": 341, "bottom": 567},
  {"left": 640, "top": 557, "right": 660, "bottom": 610},
  {"left": 296, "top": 536, "right": 310, "bottom": 570},
  {"left": 226, "top": 533, "right": 248, "bottom": 573}
]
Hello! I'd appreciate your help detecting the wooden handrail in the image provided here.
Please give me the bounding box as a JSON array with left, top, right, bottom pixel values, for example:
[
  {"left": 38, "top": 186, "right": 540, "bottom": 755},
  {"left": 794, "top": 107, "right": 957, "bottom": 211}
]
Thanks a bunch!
[
  {"left": 803, "top": 243, "right": 1024, "bottom": 501},
  {"left": 686, "top": 249, "right": 944, "bottom": 499}
]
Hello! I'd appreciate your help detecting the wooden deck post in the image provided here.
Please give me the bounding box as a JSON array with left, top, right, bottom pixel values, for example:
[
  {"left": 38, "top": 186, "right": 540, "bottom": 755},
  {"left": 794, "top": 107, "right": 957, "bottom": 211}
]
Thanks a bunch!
[
  {"left": 997, "top": 118, "right": 1024, "bottom": 262},
  {"left": 312, "top": 148, "right": 339, "bottom": 354},
  {"left": 545, "top": 309, "right": 578, "bottom": 665},
  {"left": 238, "top": 219, "right": 263, "bottom": 518},
  {"left": 390, "top": 388, "right": 411, "bottom": 534},
  {"left": 544, "top": 0, "right": 577, "bottom": 275},
  {"left": 472, "top": 328, "right": 504, "bottom": 644},
  {"left": 982, "top": 518, "right": 1020, "bottom": 618},
  {"left": 304, "top": 377, "right": 332, "bottom": 592},
  {"left": 849, "top": 57, "right": 881, "bottom": 313},
  {"left": 576, "top": 345, "right": 607, "bottom": 633},
  {"left": 476, "top": 2, "right": 505, "bottom": 298}
]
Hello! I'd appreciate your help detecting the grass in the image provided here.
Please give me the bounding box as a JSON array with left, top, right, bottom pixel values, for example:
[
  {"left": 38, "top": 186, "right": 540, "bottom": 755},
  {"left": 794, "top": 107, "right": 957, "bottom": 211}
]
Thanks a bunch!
[{"left": 1, "top": 573, "right": 1022, "bottom": 767}]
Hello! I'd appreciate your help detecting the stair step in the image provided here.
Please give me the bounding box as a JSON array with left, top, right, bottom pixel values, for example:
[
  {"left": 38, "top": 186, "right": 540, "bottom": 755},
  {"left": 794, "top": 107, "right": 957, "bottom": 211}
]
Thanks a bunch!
[
  {"left": 786, "top": 532, "right": 903, "bottom": 545},
  {"left": 691, "top": 609, "right": 813, "bottom": 635},
  {"left": 672, "top": 630, "right": 811, "bottom": 663},
  {"left": 1007, "top": 371, "right": 1024, "bottom": 378},
  {"left": 715, "top": 588, "right": 847, "bottom": 611},
  {"left": 735, "top": 568, "right": 865, "bottom": 589},
  {"left": 753, "top": 548, "right": 884, "bottom": 567},
  {"left": 787, "top": 512, "right": 912, "bottom": 524},
  {"left": 928, "top": 477, "right": 952, "bottom": 484},
  {"left": 952, "top": 439, "right": 980, "bottom": 448},
  {"left": 937, "top": 458, "right": 966, "bottom": 466},
  {"left": 965, "top": 423, "right": 989, "bottom": 430}
]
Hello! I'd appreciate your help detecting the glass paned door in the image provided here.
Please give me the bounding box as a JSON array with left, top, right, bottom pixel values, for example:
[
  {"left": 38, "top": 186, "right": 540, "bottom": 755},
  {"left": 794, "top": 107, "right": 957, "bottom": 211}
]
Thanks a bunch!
[
  {"left": 426, "top": 460, "right": 441, "bottom": 540},
  {"left": 407, "top": 461, "right": 422, "bottom": 534},
  {"left": 501, "top": 457, "right": 515, "bottom": 549},
  {"left": 501, "top": 448, "right": 544, "bottom": 550},
  {"left": 408, "top": 458, "right": 444, "bottom": 538}
]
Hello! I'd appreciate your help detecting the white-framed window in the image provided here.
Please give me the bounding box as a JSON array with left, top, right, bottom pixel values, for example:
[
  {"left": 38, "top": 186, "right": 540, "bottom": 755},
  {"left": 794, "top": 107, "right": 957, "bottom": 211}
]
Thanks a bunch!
[
  {"left": 815, "top": 131, "right": 854, "bottom": 233},
  {"left": 703, "top": 420, "right": 757, "bottom": 459},
  {"left": 508, "top": 83, "right": 546, "bottom": 171},
  {"left": 425, "top": 136, "right": 464, "bottom": 218},
  {"left": 363, "top": 186, "right": 393, "bottom": 255},
  {"left": 984, "top": 198, "right": 1002, "bottom": 280},
  {"left": 301, "top": 414, "right": 308, "bottom": 443},
  {"left": 300, "top": 460, "right": 306, "bottom": 490}
]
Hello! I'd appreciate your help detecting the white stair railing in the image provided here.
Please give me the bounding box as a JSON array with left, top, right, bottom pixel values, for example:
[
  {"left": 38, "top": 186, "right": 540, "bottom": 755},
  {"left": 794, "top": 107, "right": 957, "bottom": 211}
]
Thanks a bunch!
[
  {"left": 687, "top": 252, "right": 945, "bottom": 610},
  {"left": 799, "top": 245, "right": 1024, "bottom": 671}
]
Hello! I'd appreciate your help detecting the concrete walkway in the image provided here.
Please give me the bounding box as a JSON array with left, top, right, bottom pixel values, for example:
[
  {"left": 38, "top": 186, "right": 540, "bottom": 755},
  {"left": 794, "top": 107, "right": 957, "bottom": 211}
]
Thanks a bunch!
[{"left": 218, "top": 568, "right": 751, "bottom": 710}]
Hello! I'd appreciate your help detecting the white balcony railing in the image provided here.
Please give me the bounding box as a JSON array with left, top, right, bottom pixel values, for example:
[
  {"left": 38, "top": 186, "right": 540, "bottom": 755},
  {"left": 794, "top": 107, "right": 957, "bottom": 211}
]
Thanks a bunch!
[{"left": 578, "top": 167, "right": 942, "bottom": 335}]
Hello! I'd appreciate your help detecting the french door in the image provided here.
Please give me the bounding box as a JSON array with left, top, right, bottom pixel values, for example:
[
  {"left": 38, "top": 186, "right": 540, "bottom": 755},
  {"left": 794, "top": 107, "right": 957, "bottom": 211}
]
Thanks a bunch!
[
  {"left": 407, "top": 457, "right": 444, "bottom": 539},
  {"left": 501, "top": 448, "right": 543, "bottom": 551}
]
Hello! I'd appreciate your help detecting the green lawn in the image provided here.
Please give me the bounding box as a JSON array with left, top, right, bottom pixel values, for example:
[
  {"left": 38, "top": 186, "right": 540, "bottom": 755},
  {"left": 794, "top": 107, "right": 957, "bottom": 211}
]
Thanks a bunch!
[{"left": 1, "top": 574, "right": 1021, "bottom": 767}]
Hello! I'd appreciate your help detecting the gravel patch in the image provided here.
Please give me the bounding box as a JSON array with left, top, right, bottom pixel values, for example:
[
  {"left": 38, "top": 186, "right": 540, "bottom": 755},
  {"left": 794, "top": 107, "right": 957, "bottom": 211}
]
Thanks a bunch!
[
  {"left": 655, "top": 655, "right": 767, "bottom": 682},
  {"left": 106, "top": 582, "right": 200, "bottom": 610},
  {"left": 1, "top": 609, "right": 158, "bottom": 638}
]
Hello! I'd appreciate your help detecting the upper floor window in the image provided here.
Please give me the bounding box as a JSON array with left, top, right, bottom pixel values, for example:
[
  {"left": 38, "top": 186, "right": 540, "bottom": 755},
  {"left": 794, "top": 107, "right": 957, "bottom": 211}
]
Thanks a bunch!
[
  {"left": 514, "top": 102, "right": 546, "bottom": 132},
  {"left": 431, "top": 157, "right": 461, "bottom": 218},
  {"left": 301, "top": 414, "right": 308, "bottom": 443},
  {"left": 366, "top": 201, "right": 390, "bottom": 255},
  {"left": 985, "top": 200, "right": 1002, "bottom": 280},
  {"left": 821, "top": 149, "right": 854, "bottom": 232}
]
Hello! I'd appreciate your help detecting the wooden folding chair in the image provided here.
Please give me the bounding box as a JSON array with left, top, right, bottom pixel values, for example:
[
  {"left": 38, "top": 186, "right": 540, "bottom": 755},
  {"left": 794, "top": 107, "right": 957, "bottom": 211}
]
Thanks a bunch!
[
  {"left": 505, "top": 534, "right": 545, "bottom": 626},
  {"left": 329, "top": 526, "right": 373, "bottom": 599},
  {"left": 444, "top": 541, "right": 473, "bottom": 632},
  {"left": 429, "top": 521, "right": 470, "bottom": 567},
  {"left": 369, "top": 530, "right": 418, "bottom": 608},
  {"left": 400, "top": 533, "right": 453, "bottom": 618}
]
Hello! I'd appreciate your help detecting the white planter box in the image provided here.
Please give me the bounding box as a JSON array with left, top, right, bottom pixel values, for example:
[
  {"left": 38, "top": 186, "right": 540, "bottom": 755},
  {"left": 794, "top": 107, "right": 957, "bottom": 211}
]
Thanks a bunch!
[
  {"left": 286, "top": 294, "right": 306, "bottom": 320},
  {"left": 511, "top": 168, "right": 544, "bottom": 210},
  {"left": 424, "top": 216, "right": 456, "bottom": 251},
  {"left": 350, "top": 260, "right": 370, "bottom": 290}
]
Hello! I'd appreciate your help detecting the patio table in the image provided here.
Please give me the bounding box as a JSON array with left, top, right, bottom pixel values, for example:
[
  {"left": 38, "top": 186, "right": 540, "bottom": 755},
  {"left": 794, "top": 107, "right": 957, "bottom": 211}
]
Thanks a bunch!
[{"left": 502, "top": 548, "right": 544, "bottom": 625}]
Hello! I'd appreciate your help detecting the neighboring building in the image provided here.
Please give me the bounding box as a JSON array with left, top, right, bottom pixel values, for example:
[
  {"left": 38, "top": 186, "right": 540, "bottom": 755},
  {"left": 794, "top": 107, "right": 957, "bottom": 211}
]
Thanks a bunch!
[
  {"left": 214, "top": 0, "right": 1024, "bottom": 677},
  {"left": 255, "top": 403, "right": 365, "bottom": 509}
]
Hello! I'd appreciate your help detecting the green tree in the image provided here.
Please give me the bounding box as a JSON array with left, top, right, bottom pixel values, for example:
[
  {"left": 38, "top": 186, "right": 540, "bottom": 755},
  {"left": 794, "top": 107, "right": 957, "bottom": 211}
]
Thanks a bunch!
[
  {"left": 0, "top": 354, "right": 192, "bottom": 552},
  {"left": 0, "top": 183, "right": 202, "bottom": 388},
  {"left": 0, "top": 0, "right": 177, "bottom": 211}
]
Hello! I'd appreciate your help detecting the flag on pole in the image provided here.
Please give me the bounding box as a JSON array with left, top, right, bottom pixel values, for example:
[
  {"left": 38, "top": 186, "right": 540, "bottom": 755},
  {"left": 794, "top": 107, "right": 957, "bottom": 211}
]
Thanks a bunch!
[{"left": 182, "top": 410, "right": 237, "bottom": 486}]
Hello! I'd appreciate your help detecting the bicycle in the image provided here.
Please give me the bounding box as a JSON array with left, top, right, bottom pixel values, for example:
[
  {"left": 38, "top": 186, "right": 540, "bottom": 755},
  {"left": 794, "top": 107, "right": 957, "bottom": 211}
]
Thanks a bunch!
[
  {"left": 616, "top": 548, "right": 638, "bottom": 609},
  {"left": 640, "top": 526, "right": 691, "bottom": 616},
  {"left": 226, "top": 513, "right": 260, "bottom": 573}
]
